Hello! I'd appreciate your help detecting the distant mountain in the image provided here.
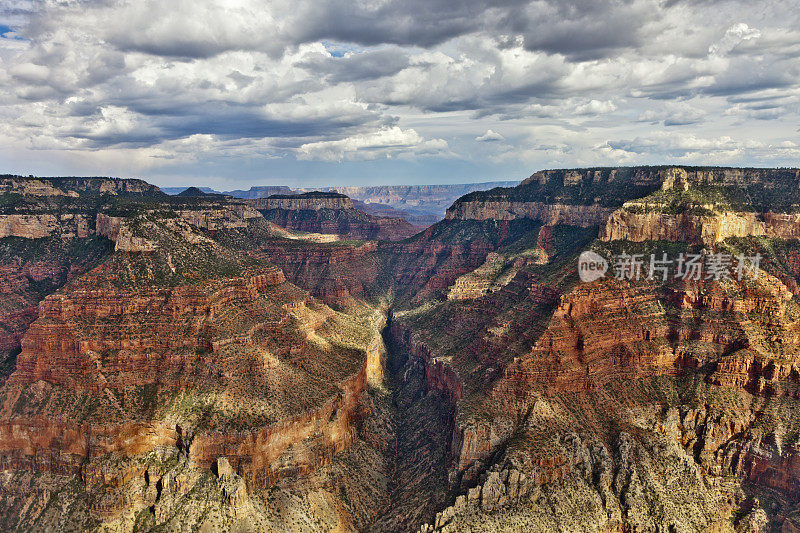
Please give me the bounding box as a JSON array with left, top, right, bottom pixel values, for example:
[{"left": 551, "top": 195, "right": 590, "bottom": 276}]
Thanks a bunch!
[
  {"left": 176, "top": 186, "right": 216, "bottom": 197},
  {"left": 225, "top": 181, "right": 519, "bottom": 226},
  {"left": 223, "top": 185, "right": 294, "bottom": 199},
  {"left": 317, "top": 182, "right": 519, "bottom": 225},
  {"left": 161, "top": 186, "right": 219, "bottom": 195},
  {"left": 162, "top": 181, "right": 519, "bottom": 226},
  {"left": 247, "top": 191, "right": 420, "bottom": 240}
]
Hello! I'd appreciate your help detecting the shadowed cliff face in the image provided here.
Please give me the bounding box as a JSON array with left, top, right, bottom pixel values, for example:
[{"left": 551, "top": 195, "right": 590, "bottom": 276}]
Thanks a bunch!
[{"left": 4, "top": 168, "right": 800, "bottom": 531}]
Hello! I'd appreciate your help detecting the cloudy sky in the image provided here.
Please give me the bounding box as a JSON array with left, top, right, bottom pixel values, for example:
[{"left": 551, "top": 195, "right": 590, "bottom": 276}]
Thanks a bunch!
[{"left": 0, "top": 0, "right": 798, "bottom": 188}]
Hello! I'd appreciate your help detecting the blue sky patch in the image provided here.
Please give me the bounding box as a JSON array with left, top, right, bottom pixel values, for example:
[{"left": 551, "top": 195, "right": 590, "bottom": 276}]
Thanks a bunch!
[
  {"left": 322, "top": 41, "right": 361, "bottom": 58},
  {"left": 0, "top": 24, "right": 24, "bottom": 40}
]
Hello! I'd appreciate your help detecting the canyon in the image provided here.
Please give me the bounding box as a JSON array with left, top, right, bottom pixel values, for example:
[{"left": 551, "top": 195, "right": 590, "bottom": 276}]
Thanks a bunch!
[
  {"left": 2, "top": 168, "right": 800, "bottom": 531},
  {"left": 193, "top": 181, "right": 520, "bottom": 226}
]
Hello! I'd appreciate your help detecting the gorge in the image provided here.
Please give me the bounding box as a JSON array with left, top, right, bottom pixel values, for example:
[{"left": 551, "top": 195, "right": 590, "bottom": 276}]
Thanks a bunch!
[{"left": 1, "top": 167, "right": 800, "bottom": 531}]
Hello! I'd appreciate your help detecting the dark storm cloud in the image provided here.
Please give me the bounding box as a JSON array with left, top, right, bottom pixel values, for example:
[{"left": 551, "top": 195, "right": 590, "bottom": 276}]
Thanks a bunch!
[
  {"left": 53, "top": 0, "right": 663, "bottom": 62},
  {"left": 702, "top": 62, "right": 800, "bottom": 97},
  {"left": 96, "top": 0, "right": 530, "bottom": 59},
  {"left": 291, "top": 0, "right": 527, "bottom": 48},
  {"left": 155, "top": 109, "right": 388, "bottom": 142},
  {"left": 60, "top": 95, "right": 396, "bottom": 149},
  {"left": 508, "top": 0, "right": 658, "bottom": 60}
]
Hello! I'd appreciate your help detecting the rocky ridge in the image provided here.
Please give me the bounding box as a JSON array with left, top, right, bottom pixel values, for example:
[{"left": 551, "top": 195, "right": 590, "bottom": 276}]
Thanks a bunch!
[
  {"left": 250, "top": 191, "right": 421, "bottom": 241},
  {"left": 0, "top": 175, "right": 163, "bottom": 197}
]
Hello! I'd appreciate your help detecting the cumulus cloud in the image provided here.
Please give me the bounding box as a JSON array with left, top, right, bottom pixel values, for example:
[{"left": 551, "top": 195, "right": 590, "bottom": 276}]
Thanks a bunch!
[
  {"left": 709, "top": 23, "right": 762, "bottom": 55},
  {"left": 603, "top": 131, "right": 800, "bottom": 165},
  {"left": 476, "top": 129, "right": 504, "bottom": 142},
  {"left": 638, "top": 102, "right": 707, "bottom": 126},
  {"left": 574, "top": 99, "right": 618, "bottom": 115},
  {"left": 297, "top": 127, "right": 448, "bottom": 161},
  {"left": 0, "top": 0, "right": 798, "bottom": 184}
]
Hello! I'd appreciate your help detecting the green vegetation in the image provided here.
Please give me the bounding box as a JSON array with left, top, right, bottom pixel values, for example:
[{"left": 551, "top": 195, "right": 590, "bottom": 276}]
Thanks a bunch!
[
  {"left": 0, "top": 234, "right": 112, "bottom": 267},
  {"left": 90, "top": 215, "right": 265, "bottom": 289},
  {"left": 456, "top": 166, "right": 667, "bottom": 207},
  {"left": 622, "top": 186, "right": 732, "bottom": 215}
]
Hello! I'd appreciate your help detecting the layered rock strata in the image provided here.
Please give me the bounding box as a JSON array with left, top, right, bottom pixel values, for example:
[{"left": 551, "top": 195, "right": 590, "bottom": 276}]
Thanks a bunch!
[
  {"left": 0, "top": 175, "right": 162, "bottom": 197},
  {"left": 446, "top": 201, "right": 611, "bottom": 226},
  {"left": 602, "top": 208, "right": 800, "bottom": 245},
  {"left": 250, "top": 192, "right": 421, "bottom": 241}
]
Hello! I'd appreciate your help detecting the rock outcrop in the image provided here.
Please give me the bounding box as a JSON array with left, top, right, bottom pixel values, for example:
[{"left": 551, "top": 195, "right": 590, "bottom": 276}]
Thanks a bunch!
[
  {"left": 602, "top": 207, "right": 800, "bottom": 245},
  {"left": 0, "top": 175, "right": 163, "bottom": 197},
  {"left": 249, "top": 192, "right": 355, "bottom": 211},
  {"left": 449, "top": 166, "right": 800, "bottom": 231},
  {"left": 251, "top": 192, "right": 421, "bottom": 241},
  {"left": 0, "top": 213, "right": 91, "bottom": 239},
  {"left": 446, "top": 200, "right": 611, "bottom": 226},
  {"left": 600, "top": 167, "right": 800, "bottom": 245}
]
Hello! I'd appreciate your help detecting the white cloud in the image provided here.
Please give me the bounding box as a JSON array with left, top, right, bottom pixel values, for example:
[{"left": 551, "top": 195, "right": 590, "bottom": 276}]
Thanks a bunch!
[
  {"left": 574, "top": 99, "right": 618, "bottom": 115},
  {"left": 709, "top": 23, "right": 762, "bottom": 55},
  {"left": 638, "top": 102, "right": 707, "bottom": 126},
  {"left": 297, "top": 127, "right": 448, "bottom": 161},
  {"left": 476, "top": 129, "right": 504, "bottom": 142},
  {"left": 0, "top": 0, "right": 798, "bottom": 183}
]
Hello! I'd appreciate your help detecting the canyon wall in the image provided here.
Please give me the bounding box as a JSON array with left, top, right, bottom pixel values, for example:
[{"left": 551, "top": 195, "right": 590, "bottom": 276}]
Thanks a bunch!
[
  {"left": 0, "top": 175, "right": 162, "bottom": 197},
  {"left": 251, "top": 193, "right": 421, "bottom": 241},
  {"left": 0, "top": 213, "right": 91, "bottom": 239},
  {"left": 249, "top": 241, "right": 379, "bottom": 304},
  {"left": 5, "top": 168, "right": 800, "bottom": 530},
  {"left": 450, "top": 166, "right": 800, "bottom": 231},
  {"left": 521, "top": 165, "right": 800, "bottom": 189},
  {"left": 0, "top": 203, "right": 257, "bottom": 242},
  {"left": 446, "top": 200, "right": 611, "bottom": 226},
  {"left": 10, "top": 269, "right": 286, "bottom": 390},
  {"left": 601, "top": 209, "right": 800, "bottom": 245},
  {"left": 248, "top": 194, "right": 354, "bottom": 211},
  {"left": 0, "top": 263, "right": 384, "bottom": 517}
]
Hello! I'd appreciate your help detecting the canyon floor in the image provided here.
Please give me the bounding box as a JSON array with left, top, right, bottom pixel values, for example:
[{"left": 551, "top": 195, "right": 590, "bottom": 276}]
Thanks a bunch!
[{"left": 1, "top": 168, "right": 800, "bottom": 531}]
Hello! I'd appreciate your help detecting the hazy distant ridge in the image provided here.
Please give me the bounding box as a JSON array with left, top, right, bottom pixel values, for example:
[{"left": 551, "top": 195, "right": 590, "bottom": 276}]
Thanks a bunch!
[{"left": 163, "top": 181, "right": 518, "bottom": 225}]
